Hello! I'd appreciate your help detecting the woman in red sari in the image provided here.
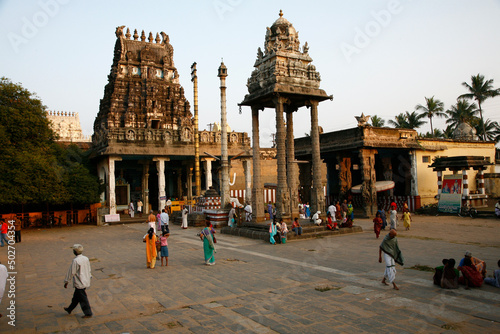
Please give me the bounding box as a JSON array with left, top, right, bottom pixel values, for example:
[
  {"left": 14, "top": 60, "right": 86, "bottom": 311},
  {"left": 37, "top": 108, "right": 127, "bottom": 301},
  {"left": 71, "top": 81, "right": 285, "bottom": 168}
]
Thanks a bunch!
[
  {"left": 373, "top": 211, "right": 383, "bottom": 239},
  {"left": 458, "top": 257, "right": 483, "bottom": 289}
]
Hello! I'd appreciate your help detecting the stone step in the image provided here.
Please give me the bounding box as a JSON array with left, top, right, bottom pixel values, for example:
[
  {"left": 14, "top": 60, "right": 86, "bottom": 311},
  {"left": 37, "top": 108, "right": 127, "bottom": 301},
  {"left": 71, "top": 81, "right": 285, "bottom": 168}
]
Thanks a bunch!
[{"left": 220, "top": 225, "right": 363, "bottom": 242}]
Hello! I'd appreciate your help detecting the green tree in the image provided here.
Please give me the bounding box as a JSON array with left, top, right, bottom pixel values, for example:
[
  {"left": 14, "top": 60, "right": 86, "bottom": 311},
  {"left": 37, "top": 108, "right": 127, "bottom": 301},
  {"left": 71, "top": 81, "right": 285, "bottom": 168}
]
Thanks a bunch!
[
  {"left": 415, "top": 96, "right": 445, "bottom": 136},
  {"left": 0, "top": 77, "right": 66, "bottom": 205},
  {"left": 445, "top": 99, "right": 479, "bottom": 130},
  {"left": 0, "top": 78, "right": 101, "bottom": 207},
  {"left": 443, "top": 124, "right": 455, "bottom": 139},
  {"left": 474, "top": 119, "right": 500, "bottom": 144},
  {"left": 389, "top": 111, "right": 426, "bottom": 129},
  {"left": 421, "top": 128, "right": 444, "bottom": 138},
  {"left": 459, "top": 73, "right": 500, "bottom": 140},
  {"left": 370, "top": 115, "right": 385, "bottom": 127}
]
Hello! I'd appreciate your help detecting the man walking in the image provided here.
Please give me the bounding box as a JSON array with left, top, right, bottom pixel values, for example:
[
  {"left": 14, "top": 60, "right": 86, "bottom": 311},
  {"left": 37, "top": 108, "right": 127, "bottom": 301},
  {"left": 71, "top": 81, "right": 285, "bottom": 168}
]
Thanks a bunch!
[
  {"left": 378, "top": 229, "right": 404, "bottom": 290},
  {"left": 160, "top": 209, "right": 169, "bottom": 234},
  {"left": 129, "top": 201, "right": 135, "bottom": 218},
  {"left": 63, "top": 244, "right": 93, "bottom": 318}
]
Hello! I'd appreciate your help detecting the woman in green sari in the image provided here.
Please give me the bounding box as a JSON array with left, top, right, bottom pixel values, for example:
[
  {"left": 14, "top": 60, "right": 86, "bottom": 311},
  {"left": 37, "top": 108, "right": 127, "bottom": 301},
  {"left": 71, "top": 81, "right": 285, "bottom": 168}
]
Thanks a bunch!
[{"left": 200, "top": 220, "right": 216, "bottom": 265}]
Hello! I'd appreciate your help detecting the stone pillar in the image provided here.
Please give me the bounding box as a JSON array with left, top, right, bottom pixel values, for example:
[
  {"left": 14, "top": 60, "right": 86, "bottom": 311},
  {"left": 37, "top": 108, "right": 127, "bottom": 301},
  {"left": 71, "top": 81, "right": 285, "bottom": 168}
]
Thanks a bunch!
[
  {"left": 410, "top": 151, "right": 418, "bottom": 196},
  {"left": 177, "top": 168, "right": 183, "bottom": 198},
  {"left": 309, "top": 101, "right": 324, "bottom": 213},
  {"left": 242, "top": 159, "right": 252, "bottom": 205},
  {"left": 337, "top": 155, "right": 351, "bottom": 199},
  {"left": 286, "top": 108, "right": 298, "bottom": 218},
  {"left": 187, "top": 166, "right": 193, "bottom": 200},
  {"left": 203, "top": 158, "right": 214, "bottom": 190},
  {"left": 108, "top": 156, "right": 121, "bottom": 215},
  {"left": 142, "top": 162, "right": 150, "bottom": 213},
  {"left": 477, "top": 169, "right": 485, "bottom": 195},
  {"left": 437, "top": 170, "right": 443, "bottom": 197},
  {"left": 462, "top": 169, "right": 468, "bottom": 197},
  {"left": 97, "top": 159, "right": 107, "bottom": 203},
  {"left": 251, "top": 106, "right": 264, "bottom": 221},
  {"left": 359, "top": 149, "right": 378, "bottom": 217},
  {"left": 154, "top": 157, "right": 168, "bottom": 210},
  {"left": 382, "top": 157, "right": 393, "bottom": 197},
  {"left": 274, "top": 97, "right": 289, "bottom": 218}
]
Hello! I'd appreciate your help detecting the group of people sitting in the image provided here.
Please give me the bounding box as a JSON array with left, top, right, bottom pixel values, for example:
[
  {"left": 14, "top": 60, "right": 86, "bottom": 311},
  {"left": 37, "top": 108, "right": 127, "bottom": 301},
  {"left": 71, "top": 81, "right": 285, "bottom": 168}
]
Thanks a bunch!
[
  {"left": 433, "top": 251, "right": 500, "bottom": 290},
  {"left": 269, "top": 218, "right": 289, "bottom": 244}
]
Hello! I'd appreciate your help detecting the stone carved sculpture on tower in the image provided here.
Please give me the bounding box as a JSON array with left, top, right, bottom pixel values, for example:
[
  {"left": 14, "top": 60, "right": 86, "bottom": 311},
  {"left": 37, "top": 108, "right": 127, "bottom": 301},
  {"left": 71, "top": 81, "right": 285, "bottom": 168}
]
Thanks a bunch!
[{"left": 92, "top": 26, "right": 191, "bottom": 149}]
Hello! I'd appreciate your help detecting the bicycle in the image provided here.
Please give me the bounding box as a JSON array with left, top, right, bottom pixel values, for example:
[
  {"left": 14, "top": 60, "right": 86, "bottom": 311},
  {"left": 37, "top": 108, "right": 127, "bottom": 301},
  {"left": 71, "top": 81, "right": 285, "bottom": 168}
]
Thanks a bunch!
[{"left": 459, "top": 204, "right": 478, "bottom": 218}]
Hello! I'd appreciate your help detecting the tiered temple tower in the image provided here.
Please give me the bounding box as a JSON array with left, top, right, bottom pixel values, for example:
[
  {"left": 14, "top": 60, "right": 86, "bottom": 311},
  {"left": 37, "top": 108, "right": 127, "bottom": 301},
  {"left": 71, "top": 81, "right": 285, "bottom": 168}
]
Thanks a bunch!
[
  {"left": 93, "top": 26, "right": 192, "bottom": 146},
  {"left": 92, "top": 26, "right": 251, "bottom": 216},
  {"left": 240, "top": 11, "right": 332, "bottom": 220}
]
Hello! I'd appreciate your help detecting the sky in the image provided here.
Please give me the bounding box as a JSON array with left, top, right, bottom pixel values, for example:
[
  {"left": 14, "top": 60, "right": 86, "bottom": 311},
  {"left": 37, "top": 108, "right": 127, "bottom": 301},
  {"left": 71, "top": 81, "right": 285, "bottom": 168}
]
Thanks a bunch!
[{"left": 1, "top": 0, "right": 500, "bottom": 147}]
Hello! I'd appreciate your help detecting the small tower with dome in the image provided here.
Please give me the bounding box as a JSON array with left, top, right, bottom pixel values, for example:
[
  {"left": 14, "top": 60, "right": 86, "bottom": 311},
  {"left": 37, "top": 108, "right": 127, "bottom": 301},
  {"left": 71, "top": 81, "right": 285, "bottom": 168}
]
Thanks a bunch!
[{"left": 240, "top": 10, "right": 332, "bottom": 221}]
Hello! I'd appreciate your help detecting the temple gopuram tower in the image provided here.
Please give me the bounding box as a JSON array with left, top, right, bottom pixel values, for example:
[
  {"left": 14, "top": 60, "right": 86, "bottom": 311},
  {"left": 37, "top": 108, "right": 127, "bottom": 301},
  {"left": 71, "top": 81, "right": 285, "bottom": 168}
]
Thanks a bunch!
[
  {"left": 92, "top": 26, "right": 251, "bottom": 215},
  {"left": 240, "top": 11, "right": 332, "bottom": 220}
]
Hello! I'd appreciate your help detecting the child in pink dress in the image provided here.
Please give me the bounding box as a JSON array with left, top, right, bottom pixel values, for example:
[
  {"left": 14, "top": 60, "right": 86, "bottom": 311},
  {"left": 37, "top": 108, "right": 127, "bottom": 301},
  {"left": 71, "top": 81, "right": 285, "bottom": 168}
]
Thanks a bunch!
[{"left": 160, "top": 232, "right": 169, "bottom": 266}]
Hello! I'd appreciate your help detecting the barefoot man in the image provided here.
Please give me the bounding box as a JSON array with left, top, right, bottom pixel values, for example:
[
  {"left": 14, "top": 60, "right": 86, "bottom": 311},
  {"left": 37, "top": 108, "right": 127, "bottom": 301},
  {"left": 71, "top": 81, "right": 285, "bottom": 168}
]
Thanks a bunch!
[{"left": 379, "top": 229, "right": 404, "bottom": 290}]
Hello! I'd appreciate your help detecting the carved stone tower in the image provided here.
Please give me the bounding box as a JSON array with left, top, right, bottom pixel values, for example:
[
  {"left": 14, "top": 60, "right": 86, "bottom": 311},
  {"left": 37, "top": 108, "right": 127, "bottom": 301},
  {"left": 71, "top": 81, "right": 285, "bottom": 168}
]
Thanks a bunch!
[
  {"left": 93, "top": 26, "right": 192, "bottom": 145},
  {"left": 240, "top": 11, "right": 332, "bottom": 220}
]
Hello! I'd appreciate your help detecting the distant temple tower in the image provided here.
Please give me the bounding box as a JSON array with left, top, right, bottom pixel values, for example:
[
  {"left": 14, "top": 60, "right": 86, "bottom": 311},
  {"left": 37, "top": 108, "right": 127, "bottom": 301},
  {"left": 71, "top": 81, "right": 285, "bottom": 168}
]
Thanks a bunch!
[
  {"left": 47, "top": 111, "right": 90, "bottom": 143},
  {"left": 92, "top": 26, "right": 250, "bottom": 216},
  {"left": 240, "top": 11, "right": 332, "bottom": 220}
]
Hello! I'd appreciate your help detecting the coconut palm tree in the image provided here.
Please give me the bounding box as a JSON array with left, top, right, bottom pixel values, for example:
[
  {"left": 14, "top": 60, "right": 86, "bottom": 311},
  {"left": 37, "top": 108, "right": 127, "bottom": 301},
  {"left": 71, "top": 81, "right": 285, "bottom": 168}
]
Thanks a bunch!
[
  {"left": 474, "top": 119, "right": 500, "bottom": 143},
  {"left": 389, "top": 113, "right": 409, "bottom": 128},
  {"left": 370, "top": 115, "right": 385, "bottom": 127},
  {"left": 459, "top": 73, "right": 500, "bottom": 140},
  {"left": 389, "top": 111, "right": 426, "bottom": 129},
  {"left": 443, "top": 124, "right": 455, "bottom": 139},
  {"left": 445, "top": 99, "right": 479, "bottom": 130},
  {"left": 421, "top": 128, "right": 444, "bottom": 138},
  {"left": 415, "top": 96, "right": 445, "bottom": 136}
]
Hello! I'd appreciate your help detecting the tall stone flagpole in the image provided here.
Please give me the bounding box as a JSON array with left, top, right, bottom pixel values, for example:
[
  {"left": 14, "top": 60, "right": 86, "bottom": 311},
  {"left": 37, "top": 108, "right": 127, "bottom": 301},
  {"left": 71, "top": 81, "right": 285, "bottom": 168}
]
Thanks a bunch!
[
  {"left": 218, "top": 61, "right": 230, "bottom": 207},
  {"left": 191, "top": 62, "right": 201, "bottom": 197}
]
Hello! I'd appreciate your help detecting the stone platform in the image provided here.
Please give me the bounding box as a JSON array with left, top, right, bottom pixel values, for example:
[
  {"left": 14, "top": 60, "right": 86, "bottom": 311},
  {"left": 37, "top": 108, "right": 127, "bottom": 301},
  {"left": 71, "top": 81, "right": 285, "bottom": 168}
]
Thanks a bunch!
[{"left": 221, "top": 219, "right": 363, "bottom": 242}]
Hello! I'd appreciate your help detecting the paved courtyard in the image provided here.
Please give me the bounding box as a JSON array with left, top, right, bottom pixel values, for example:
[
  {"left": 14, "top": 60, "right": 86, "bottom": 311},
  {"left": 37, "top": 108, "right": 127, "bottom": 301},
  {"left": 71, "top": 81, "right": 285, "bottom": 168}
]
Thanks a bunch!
[{"left": 1, "top": 213, "right": 499, "bottom": 333}]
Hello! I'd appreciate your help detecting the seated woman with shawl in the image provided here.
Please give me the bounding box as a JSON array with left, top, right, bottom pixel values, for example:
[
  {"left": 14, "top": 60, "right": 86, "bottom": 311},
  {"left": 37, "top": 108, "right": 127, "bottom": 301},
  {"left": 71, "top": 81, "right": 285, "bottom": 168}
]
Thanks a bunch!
[
  {"left": 458, "top": 257, "right": 483, "bottom": 289},
  {"left": 441, "top": 258, "right": 459, "bottom": 289}
]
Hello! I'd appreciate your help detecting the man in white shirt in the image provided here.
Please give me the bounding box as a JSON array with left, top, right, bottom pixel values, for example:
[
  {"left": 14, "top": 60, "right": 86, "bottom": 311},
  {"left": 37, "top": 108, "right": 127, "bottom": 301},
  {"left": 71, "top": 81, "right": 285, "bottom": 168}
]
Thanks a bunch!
[
  {"left": 328, "top": 204, "right": 336, "bottom": 220},
  {"left": 244, "top": 203, "right": 252, "bottom": 222},
  {"left": 0, "top": 261, "right": 7, "bottom": 318},
  {"left": 63, "top": 244, "right": 92, "bottom": 318},
  {"left": 160, "top": 209, "right": 169, "bottom": 234},
  {"left": 166, "top": 198, "right": 172, "bottom": 214}
]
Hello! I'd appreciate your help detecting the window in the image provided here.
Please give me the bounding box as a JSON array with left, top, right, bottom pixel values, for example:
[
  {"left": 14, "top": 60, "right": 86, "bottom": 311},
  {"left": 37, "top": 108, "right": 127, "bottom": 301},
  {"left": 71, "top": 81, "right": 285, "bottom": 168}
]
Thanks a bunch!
[{"left": 422, "top": 156, "right": 430, "bottom": 163}]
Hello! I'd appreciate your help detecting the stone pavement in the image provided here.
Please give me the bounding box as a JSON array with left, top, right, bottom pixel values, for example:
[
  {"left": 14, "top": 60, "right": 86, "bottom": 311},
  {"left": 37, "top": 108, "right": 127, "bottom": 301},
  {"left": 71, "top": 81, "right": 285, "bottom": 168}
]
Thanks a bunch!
[{"left": 1, "top": 213, "right": 499, "bottom": 333}]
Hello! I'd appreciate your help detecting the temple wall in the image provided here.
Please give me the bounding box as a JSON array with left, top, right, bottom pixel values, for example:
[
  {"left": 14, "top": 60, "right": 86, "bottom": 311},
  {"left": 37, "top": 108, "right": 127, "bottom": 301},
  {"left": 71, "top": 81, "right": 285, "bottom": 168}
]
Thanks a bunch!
[{"left": 415, "top": 141, "right": 496, "bottom": 205}]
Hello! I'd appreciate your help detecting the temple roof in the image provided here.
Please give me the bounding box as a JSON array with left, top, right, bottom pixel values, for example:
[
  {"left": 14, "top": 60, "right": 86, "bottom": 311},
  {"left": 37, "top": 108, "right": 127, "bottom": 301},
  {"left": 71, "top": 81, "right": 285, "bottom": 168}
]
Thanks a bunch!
[
  {"left": 428, "top": 156, "right": 493, "bottom": 171},
  {"left": 240, "top": 11, "right": 331, "bottom": 108}
]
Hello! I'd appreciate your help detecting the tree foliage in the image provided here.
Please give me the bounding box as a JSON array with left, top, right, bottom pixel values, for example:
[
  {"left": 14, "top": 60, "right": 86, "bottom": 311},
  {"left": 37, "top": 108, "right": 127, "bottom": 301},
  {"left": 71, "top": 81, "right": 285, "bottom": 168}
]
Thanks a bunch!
[
  {"left": 445, "top": 99, "right": 479, "bottom": 130},
  {"left": 0, "top": 78, "right": 101, "bottom": 207},
  {"left": 389, "top": 111, "right": 426, "bottom": 129},
  {"left": 459, "top": 73, "right": 500, "bottom": 140},
  {"left": 415, "top": 96, "right": 445, "bottom": 136},
  {"left": 370, "top": 115, "right": 385, "bottom": 127}
]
